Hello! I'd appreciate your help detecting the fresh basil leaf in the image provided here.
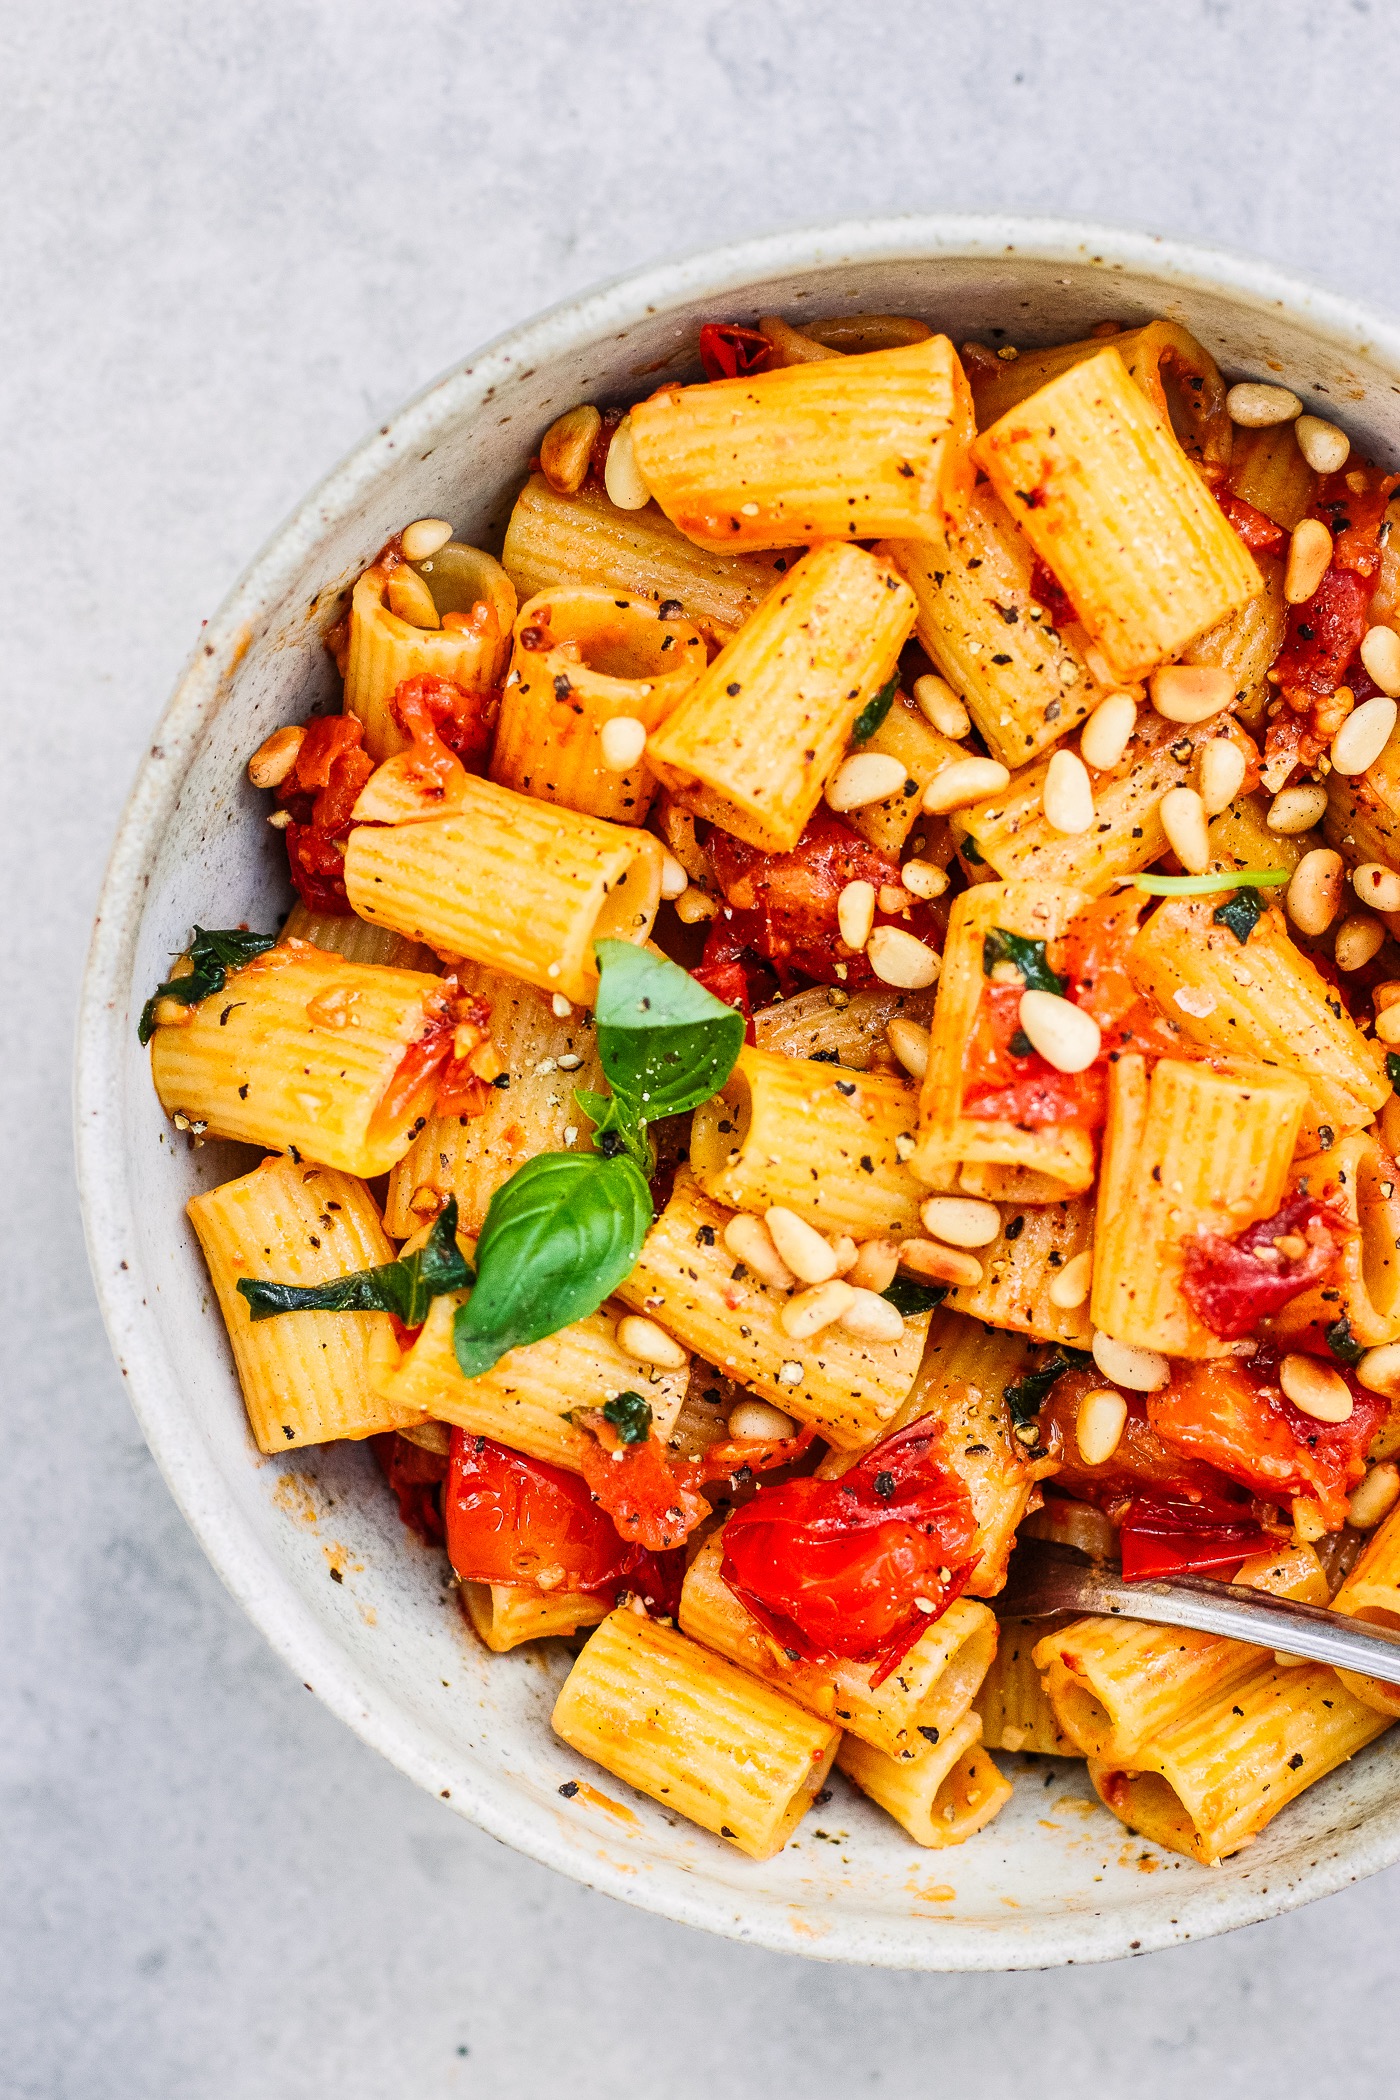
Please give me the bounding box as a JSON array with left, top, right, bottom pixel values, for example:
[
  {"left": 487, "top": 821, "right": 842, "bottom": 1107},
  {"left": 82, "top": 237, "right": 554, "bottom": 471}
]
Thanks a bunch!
[
  {"left": 1212, "top": 887, "right": 1266, "bottom": 945},
  {"left": 1132, "top": 868, "right": 1289, "bottom": 896},
  {"left": 851, "top": 674, "right": 898, "bottom": 745},
  {"left": 962, "top": 836, "right": 984, "bottom": 864},
  {"left": 982, "top": 927, "right": 1066, "bottom": 995},
  {"left": 603, "top": 1391, "right": 653, "bottom": 1443},
  {"left": 138, "top": 925, "right": 278, "bottom": 1044},
  {"left": 452, "top": 1151, "right": 652, "bottom": 1379},
  {"left": 881, "top": 1276, "right": 947, "bottom": 1317},
  {"left": 1388, "top": 1051, "right": 1400, "bottom": 1092},
  {"left": 1326, "top": 1314, "right": 1366, "bottom": 1367},
  {"left": 1004, "top": 1348, "right": 1090, "bottom": 1427},
  {"left": 238, "top": 1198, "right": 472, "bottom": 1324},
  {"left": 593, "top": 940, "right": 745, "bottom": 1125}
]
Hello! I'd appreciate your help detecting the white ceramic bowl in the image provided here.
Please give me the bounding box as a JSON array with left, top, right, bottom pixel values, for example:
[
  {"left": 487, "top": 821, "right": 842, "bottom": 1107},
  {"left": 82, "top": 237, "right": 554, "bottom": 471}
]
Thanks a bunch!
[{"left": 77, "top": 215, "right": 1400, "bottom": 1969}]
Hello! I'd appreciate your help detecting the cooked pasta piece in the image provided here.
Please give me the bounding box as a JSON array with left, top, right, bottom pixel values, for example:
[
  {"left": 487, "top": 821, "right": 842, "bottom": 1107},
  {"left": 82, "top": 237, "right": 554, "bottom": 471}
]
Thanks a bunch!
[
  {"left": 551, "top": 1606, "right": 840, "bottom": 1859},
  {"left": 1324, "top": 728, "right": 1400, "bottom": 873},
  {"left": 1205, "top": 788, "right": 1309, "bottom": 880},
  {"left": 974, "top": 1620, "right": 1077, "bottom": 1754},
  {"left": 947, "top": 1194, "right": 1095, "bottom": 1348},
  {"left": 751, "top": 983, "right": 937, "bottom": 1069},
  {"left": 839, "top": 689, "right": 967, "bottom": 857},
  {"left": 344, "top": 547, "right": 515, "bottom": 759},
  {"left": 1266, "top": 1129, "right": 1400, "bottom": 1349},
  {"left": 1331, "top": 1504, "right": 1400, "bottom": 1718},
  {"left": 462, "top": 1581, "right": 610, "bottom": 1653},
  {"left": 187, "top": 1155, "right": 408, "bottom": 1452},
  {"left": 280, "top": 899, "right": 435, "bottom": 972},
  {"left": 954, "top": 1162, "right": 1084, "bottom": 1204},
  {"left": 1036, "top": 1619, "right": 1265, "bottom": 1763},
  {"left": 838, "top": 1712, "right": 1013, "bottom": 1847},
  {"left": 1228, "top": 420, "right": 1316, "bottom": 531},
  {"left": 1182, "top": 556, "right": 1287, "bottom": 732},
  {"left": 969, "top": 321, "right": 1234, "bottom": 474}
]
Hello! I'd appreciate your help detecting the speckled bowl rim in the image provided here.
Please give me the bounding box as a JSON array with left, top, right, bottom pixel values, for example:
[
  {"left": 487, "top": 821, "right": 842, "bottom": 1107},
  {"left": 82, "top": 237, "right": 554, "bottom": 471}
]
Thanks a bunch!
[{"left": 76, "top": 213, "right": 1400, "bottom": 1968}]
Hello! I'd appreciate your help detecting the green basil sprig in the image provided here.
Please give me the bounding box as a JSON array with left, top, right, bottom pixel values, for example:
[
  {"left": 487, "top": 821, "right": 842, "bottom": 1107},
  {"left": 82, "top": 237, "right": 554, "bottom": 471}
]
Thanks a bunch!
[
  {"left": 1004, "top": 1347, "right": 1091, "bottom": 1428},
  {"left": 237, "top": 1199, "right": 473, "bottom": 1326},
  {"left": 982, "top": 927, "right": 1065, "bottom": 995},
  {"left": 138, "top": 926, "right": 278, "bottom": 1044}
]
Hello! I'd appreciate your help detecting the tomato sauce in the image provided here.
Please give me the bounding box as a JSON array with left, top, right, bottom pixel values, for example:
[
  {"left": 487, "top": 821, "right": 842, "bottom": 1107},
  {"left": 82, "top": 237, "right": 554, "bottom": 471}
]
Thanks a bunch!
[{"left": 275, "top": 713, "right": 375, "bottom": 913}]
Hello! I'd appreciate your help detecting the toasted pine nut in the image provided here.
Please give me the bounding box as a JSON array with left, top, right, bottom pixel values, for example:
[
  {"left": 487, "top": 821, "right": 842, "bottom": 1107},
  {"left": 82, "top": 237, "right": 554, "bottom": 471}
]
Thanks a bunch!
[
  {"left": 1199, "top": 738, "right": 1247, "bottom": 815},
  {"left": 1294, "top": 414, "right": 1350, "bottom": 475},
  {"left": 1374, "top": 980, "right": 1400, "bottom": 1013},
  {"left": 1076, "top": 1388, "right": 1128, "bottom": 1467},
  {"left": 723, "top": 1212, "right": 796, "bottom": 1290},
  {"left": 1092, "top": 1331, "right": 1169, "bottom": 1390},
  {"left": 1354, "top": 862, "right": 1400, "bottom": 914},
  {"left": 913, "top": 672, "right": 971, "bottom": 739},
  {"left": 1373, "top": 1004, "right": 1400, "bottom": 1047},
  {"left": 886, "top": 1016, "right": 930, "bottom": 1081},
  {"left": 898, "top": 1239, "right": 984, "bottom": 1289},
  {"left": 1226, "top": 381, "right": 1302, "bottom": 427},
  {"left": 1048, "top": 1247, "right": 1094, "bottom": 1309},
  {"left": 247, "top": 723, "right": 305, "bottom": 790},
  {"left": 878, "top": 883, "right": 912, "bottom": 914},
  {"left": 1159, "top": 785, "right": 1210, "bottom": 873},
  {"left": 829, "top": 1236, "right": 857, "bottom": 1274},
  {"left": 615, "top": 1314, "right": 688, "bottom": 1370},
  {"left": 1018, "top": 988, "right": 1102, "bottom": 1073},
  {"left": 837, "top": 1288, "right": 906, "bottom": 1342},
  {"left": 764, "top": 1206, "right": 839, "bottom": 1284},
  {"left": 726, "top": 1398, "right": 796, "bottom": 1441},
  {"left": 151, "top": 996, "right": 195, "bottom": 1029},
  {"left": 660, "top": 852, "right": 689, "bottom": 901},
  {"left": 899, "top": 858, "right": 948, "bottom": 900},
  {"left": 826, "top": 752, "right": 908, "bottom": 812},
  {"left": 781, "top": 1278, "right": 858, "bottom": 1339},
  {"left": 922, "top": 757, "right": 1010, "bottom": 813},
  {"left": 1042, "top": 748, "right": 1095, "bottom": 834},
  {"left": 603, "top": 415, "right": 650, "bottom": 510},
  {"left": 1335, "top": 913, "right": 1385, "bottom": 971},
  {"left": 1357, "top": 1342, "right": 1400, "bottom": 1395},
  {"left": 599, "top": 716, "right": 647, "bottom": 771},
  {"left": 1279, "top": 1352, "right": 1353, "bottom": 1423},
  {"left": 551, "top": 993, "right": 573, "bottom": 1018},
  {"left": 386, "top": 566, "right": 440, "bottom": 628},
  {"left": 1267, "top": 782, "right": 1329, "bottom": 833},
  {"left": 1286, "top": 848, "right": 1344, "bottom": 936},
  {"left": 867, "top": 926, "right": 940, "bottom": 989},
  {"left": 849, "top": 1238, "right": 900, "bottom": 1293},
  {"left": 673, "top": 887, "right": 718, "bottom": 924},
  {"left": 1360, "top": 624, "right": 1400, "bottom": 699},
  {"left": 400, "top": 517, "right": 453, "bottom": 562},
  {"left": 1150, "top": 665, "right": 1233, "bottom": 724},
  {"left": 539, "top": 404, "right": 602, "bottom": 496},
  {"left": 919, "top": 1195, "right": 1001, "bottom": 1248},
  {"left": 1285, "top": 518, "right": 1334, "bottom": 605},
  {"left": 1332, "top": 695, "right": 1399, "bottom": 776},
  {"left": 1080, "top": 692, "right": 1138, "bottom": 772},
  {"left": 1348, "top": 1461, "right": 1400, "bottom": 1529},
  {"left": 837, "top": 879, "right": 876, "bottom": 950}
]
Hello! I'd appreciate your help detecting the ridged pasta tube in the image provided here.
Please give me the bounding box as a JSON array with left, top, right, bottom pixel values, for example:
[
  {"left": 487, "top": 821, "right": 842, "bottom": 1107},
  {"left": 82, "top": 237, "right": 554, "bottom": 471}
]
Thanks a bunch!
[
  {"left": 973, "top": 1620, "right": 1077, "bottom": 1754},
  {"left": 344, "top": 550, "right": 515, "bottom": 760},
  {"left": 462, "top": 1582, "right": 609, "bottom": 1654},
  {"left": 947, "top": 1193, "right": 1095, "bottom": 1348},
  {"left": 1331, "top": 1504, "right": 1400, "bottom": 1718},
  {"left": 838, "top": 1712, "right": 1013, "bottom": 1848}
]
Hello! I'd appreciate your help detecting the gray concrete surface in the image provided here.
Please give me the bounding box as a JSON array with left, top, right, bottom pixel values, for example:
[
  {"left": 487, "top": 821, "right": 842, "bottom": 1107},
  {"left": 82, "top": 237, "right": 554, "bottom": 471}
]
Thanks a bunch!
[{"left": 6, "top": 2, "right": 1400, "bottom": 2093}]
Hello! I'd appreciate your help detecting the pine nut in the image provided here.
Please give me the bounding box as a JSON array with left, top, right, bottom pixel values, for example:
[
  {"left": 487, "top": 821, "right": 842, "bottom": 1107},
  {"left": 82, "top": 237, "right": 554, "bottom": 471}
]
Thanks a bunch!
[
  {"left": 1199, "top": 738, "right": 1247, "bottom": 816},
  {"left": 1374, "top": 980, "right": 1400, "bottom": 1013},
  {"left": 1285, "top": 848, "right": 1344, "bottom": 936},
  {"left": 837, "top": 1288, "right": 906, "bottom": 1343},
  {"left": 673, "top": 888, "right": 718, "bottom": 924},
  {"left": 837, "top": 879, "right": 876, "bottom": 949},
  {"left": 879, "top": 883, "right": 913, "bottom": 914},
  {"left": 1018, "top": 988, "right": 1102, "bottom": 1073},
  {"left": 849, "top": 1238, "right": 900, "bottom": 1292},
  {"left": 886, "top": 1016, "right": 930, "bottom": 1081},
  {"left": 400, "top": 517, "right": 453, "bottom": 562},
  {"left": 727, "top": 1398, "right": 796, "bottom": 1441},
  {"left": 922, "top": 757, "right": 1010, "bottom": 813},
  {"left": 616, "top": 1314, "right": 688, "bottom": 1370},
  {"left": 1360, "top": 625, "right": 1400, "bottom": 699},
  {"left": 1043, "top": 748, "right": 1095, "bottom": 834},
  {"left": 1267, "top": 782, "right": 1329, "bottom": 833},
  {"left": 723, "top": 1212, "right": 796, "bottom": 1290},
  {"left": 832, "top": 1235, "right": 859, "bottom": 1274},
  {"left": 603, "top": 415, "right": 650, "bottom": 510},
  {"left": 1335, "top": 913, "right": 1385, "bottom": 971},
  {"left": 1374, "top": 1004, "right": 1400, "bottom": 1047},
  {"left": 1357, "top": 1342, "right": 1400, "bottom": 1395},
  {"left": 1347, "top": 1461, "right": 1400, "bottom": 1529},
  {"left": 898, "top": 1239, "right": 984, "bottom": 1288},
  {"left": 1226, "top": 381, "right": 1302, "bottom": 427},
  {"left": 539, "top": 404, "right": 602, "bottom": 496},
  {"left": 1279, "top": 1352, "right": 1353, "bottom": 1424},
  {"left": 1285, "top": 518, "right": 1333, "bottom": 605},
  {"left": 781, "top": 1278, "right": 858, "bottom": 1339},
  {"left": 764, "top": 1206, "right": 839, "bottom": 1284},
  {"left": 913, "top": 672, "right": 972, "bottom": 739},
  {"left": 660, "top": 852, "right": 689, "bottom": 900},
  {"left": 826, "top": 752, "right": 909, "bottom": 812},
  {"left": 899, "top": 858, "right": 948, "bottom": 900},
  {"left": 386, "top": 567, "right": 440, "bottom": 628},
  {"left": 247, "top": 724, "right": 305, "bottom": 790},
  {"left": 1294, "top": 414, "right": 1350, "bottom": 475},
  {"left": 867, "top": 926, "right": 940, "bottom": 989},
  {"left": 552, "top": 993, "right": 574, "bottom": 1018},
  {"left": 1159, "top": 785, "right": 1210, "bottom": 873},
  {"left": 1076, "top": 1388, "right": 1129, "bottom": 1467},
  {"left": 1150, "top": 665, "right": 1233, "bottom": 724},
  {"left": 1080, "top": 692, "right": 1138, "bottom": 771},
  {"left": 1092, "top": 1331, "right": 1169, "bottom": 1391},
  {"left": 1045, "top": 1250, "right": 1091, "bottom": 1311},
  {"left": 599, "top": 716, "right": 647, "bottom": 771},
  {"left": 1332, "top": 695, "right": 1399, "bottom": 776},
  {"left": 919, "top": 1195, "right": 1001, "bottom": 1248},
  {"left": 1353, "top": 862, "right": 1400, "bottom": 914}
]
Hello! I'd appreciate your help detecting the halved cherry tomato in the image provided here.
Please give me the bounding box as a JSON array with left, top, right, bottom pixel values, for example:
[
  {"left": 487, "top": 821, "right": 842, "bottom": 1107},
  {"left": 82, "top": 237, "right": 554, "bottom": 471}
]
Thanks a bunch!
[
  {"left": 1179, "top": 1193, "right": 1347, "bottom": 1340},
  {"left": 445, "top": 1431, "right": 634, "bottom": 1592},
  {"left": 1118, "top": 1487, "right": 1274, "bottom": 1582},
  {"left": 1039, "top": 1366, "right": 1235, "bottom": 1510}
]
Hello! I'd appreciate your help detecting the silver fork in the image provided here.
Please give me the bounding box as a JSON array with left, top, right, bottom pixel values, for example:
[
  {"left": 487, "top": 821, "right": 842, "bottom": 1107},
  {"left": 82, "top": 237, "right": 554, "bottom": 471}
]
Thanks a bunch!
[{"left": 994, "top": 1538, "right": 1400, "bottom": 1686}]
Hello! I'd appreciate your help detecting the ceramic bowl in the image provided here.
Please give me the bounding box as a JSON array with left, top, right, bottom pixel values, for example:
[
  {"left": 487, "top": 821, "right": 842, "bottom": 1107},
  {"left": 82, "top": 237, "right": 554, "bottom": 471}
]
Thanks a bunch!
[{"left": 76, "top": 215, "right": 1400, "bottom": 1968}]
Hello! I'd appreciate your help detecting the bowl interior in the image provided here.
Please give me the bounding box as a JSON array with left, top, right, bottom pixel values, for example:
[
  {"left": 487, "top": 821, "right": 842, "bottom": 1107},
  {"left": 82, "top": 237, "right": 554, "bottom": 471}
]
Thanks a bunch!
[{"left": 78, "top": 219, "right": 1400, "bottom": 1968}]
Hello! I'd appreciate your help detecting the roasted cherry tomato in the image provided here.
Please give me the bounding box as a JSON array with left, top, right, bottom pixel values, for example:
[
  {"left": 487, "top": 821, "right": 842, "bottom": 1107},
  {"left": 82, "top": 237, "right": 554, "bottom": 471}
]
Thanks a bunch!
[
  {"left": 276, "top": 713, "right": 375, "bottom": 913},
  {"left": 1118, "top": 1487, "right": 1274, "bottom": 1582},
  {"left": 1179, "top": 1193, "right": 1347, "bottom": 1340},
  {"left": 444, "top": 1431, "right": 634, "bottom": 1593},
  {"left": 372, "top": 1431, "right": 449, "bottom": 1546}
]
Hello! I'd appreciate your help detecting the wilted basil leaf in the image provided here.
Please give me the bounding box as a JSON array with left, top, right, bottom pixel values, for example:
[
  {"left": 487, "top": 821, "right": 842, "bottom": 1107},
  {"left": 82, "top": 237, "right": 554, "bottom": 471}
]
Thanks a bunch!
[
  {"left": 603, "top": 1391, "right": 653, "bottom": 1443},
  {"left": 1212, "top": 887, "right": 1266, "bottom": 945},
  {"left": 982, "top": 927, "right": 1066, "bottom": 995},
  {"left": 1325, "top": 1314, "right": 1366, "bottom": 1366},
  {"left": 1003, "top": 1347, "right": 1091, "bottom": 1427},
  {"left": 851, "top": 674, "right": 898, "bottom": 745},
  {"left": 138, "top": 926, "right": 277, "bottom": 1044},
  {"left": 880, "top": 1276, "right": 947, "bottom": 1317},
  {"left": 237, "top": 1198, "right": 472, "bottom": 1325}
]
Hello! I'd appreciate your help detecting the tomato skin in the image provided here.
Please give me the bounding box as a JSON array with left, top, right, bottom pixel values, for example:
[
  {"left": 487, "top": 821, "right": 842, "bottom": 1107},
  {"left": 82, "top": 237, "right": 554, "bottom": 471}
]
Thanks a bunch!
[
  {"left": 1218, "top": 494, "right": 1286, "bottom": 556},
  {"left": 698, "top": 322, "right": 774, "bottom": 382},
  {"left": 372, "top": 1431, "right": 448, "bottom": 1546},
  {"left": 576, "top": 1432, "right": 711, "bottom": 1555},
  {"left": 1039, "top": 1367, "right": 1234, "bottom": 1510},
  {"left": 276, "top": 714, "right": 376, "bottom": 912},
  {"left": 445, "top": 1432, "right": 635, "bottom": 1592},
  {"left": 1179, "top": 1193, "right": 1347, "bottom": 1340},
  {"left": 392, "top": 671, "right": 495, "bottom": 776},
  {"left": 1118, "top": 1489, "right": 1273, "bottom": 1582}
]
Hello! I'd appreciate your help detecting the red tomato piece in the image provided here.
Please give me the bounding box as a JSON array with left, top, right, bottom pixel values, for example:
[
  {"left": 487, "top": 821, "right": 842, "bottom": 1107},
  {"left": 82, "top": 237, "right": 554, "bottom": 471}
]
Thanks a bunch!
[
  {"left": 1179, "top": 1193, "right": 1348, "bottom": 1340},
  {"left": 705, "top": 810, "right": 917, "bottom": 993},
  {"left": 1118, "top": 1487, "right": 1274, "bottom": 1582},
  {"left": 961, "top": 983, "right": 1107, "bottom": 1130},
  {"left": 1217, "top": 493, "right": 1286, "bottom": 556},
  {"left": 372, "top": 1431, "right": 449, "bottom": 1546},
  {"left": 698, "top": 322, "right": 775, "bottom": 383},
  {"left": 1028, "top": 557, "right": 1077, "bottom": 630},
  {"left": 392, "top": 671, "right": 495, "bottom": 776},
  {"left": 1038, "top": 1367, "right": 1236, "bottom": 1511},
  {"left": 1051, "top": 893, "right": 1191, "bottom": 1061},
  {"left": 276, "top": 713, "right": 375, "bottom": 912},
  {"left": 1271, "top": 564, "right": 1373, "bottom": 703},
  {"left": 445, "top": 1431, "right": 636, "bottom": 1592},
  {"left": 575, "top": 1430, "right": 711, "bottom": 1555}
]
